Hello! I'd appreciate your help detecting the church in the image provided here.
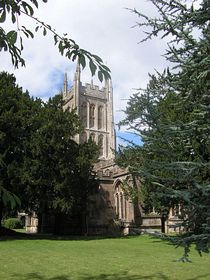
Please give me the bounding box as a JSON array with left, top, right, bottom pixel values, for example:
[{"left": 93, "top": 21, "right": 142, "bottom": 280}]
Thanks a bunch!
[
  {"left": 62, "top": 63, "right": 142, "bottom": 235},
  {"left": 26, "top": 65, "right": 182, "bottom": 235}
]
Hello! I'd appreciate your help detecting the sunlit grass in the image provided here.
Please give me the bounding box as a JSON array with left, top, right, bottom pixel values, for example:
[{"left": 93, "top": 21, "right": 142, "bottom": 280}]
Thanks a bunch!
[{"left": 0, "top": 235, "right": 209, "bottom": 280}]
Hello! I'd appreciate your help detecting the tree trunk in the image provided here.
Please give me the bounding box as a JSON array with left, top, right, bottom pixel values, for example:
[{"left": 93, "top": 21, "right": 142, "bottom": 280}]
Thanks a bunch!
[
  {"left": 54, "top": 213, "right": 63, "bottom": 235},
  {"left": 85, "top": 212, "right": 89, "bottom": 236},
  {"left": 161, "top": 215, "right": 166, "bottom": 233},
  {"left": 37, "top": 213, "right": 42, "bottom": 233}
]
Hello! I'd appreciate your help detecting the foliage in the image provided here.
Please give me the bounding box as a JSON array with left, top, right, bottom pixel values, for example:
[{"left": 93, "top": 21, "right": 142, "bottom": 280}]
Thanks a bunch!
[
  {"left": 0, "top": 72, "right": 98, "bottom": 232},
  {"left": 107, "top": 218, "right": 122, "bottom": 236},
  {"left": 0, "top": 186, "right": 21, "bottom": 210},
  {"left": 0, "top": 0, "right": 110, "bottom": 82},
  {"left": 0, "top": 71, "right": 39, "bottom": 224},
  {"left": 2, "top": 217, "right": 23, "bottom": 229},
  {"left": 21, "top": 95, "right": 98, "bottom": 218},
  {"left": 117, "top": 0, "right": 210, "bottom": 259}
]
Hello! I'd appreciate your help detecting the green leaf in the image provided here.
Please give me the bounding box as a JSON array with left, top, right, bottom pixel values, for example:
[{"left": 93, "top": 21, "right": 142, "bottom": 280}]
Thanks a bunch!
[
  {"left": 54, "top": 35, "right": 58, "bottom": 45},
  {"left": 72, "top": 53, "right": 77, "bottom": 61},
  {"left": 6, "top": 30, "right": 17, "bottom": 45},
  {"left": 98, "top": 70, "right": 103, "bottom": 82},
  {"left": 27, "top": 29, "right": 34, "bottom": 38},
  {"left": 0, "top": 186, "right": 20, "bottom": 209},
  {"left": 21, "top": 1, "right": 34, "bottom": 16},
  {"left": 92, "top": 54, "right": 103, "bottom": 63},
  {"left": 20, "top": 36, "right": 24, "bottom": 51},
  {"left": 58, "top": 41, "right": 64, "bottom": 55},
  {"left": 31, "top": 0, "right": 38, "bottom": 8},
  {"left": 79, "top": 54, "right": 86, "bottom": 69},
  {"left": 2, "top": 190, "right": 8, "bottom": 206},
  {"left": 11, "top": 12, "right": 16, "bottom": 23},
  {"left": 46, "top": 24, "right": 52, "bottom": 31},
  {"left": 89, "top": 60, "right": 97, "bottom": 76},
  {"left": 22, "top": 27, "right": 34, "bottom": 38},
  {"left": 0, "top": 10, "right": 6, "bottom": 23},
  {"left": 101, "top": 64, "right": 111, "bottom": 72},
  {"left": 102, "top": 69, "right": 111, "bottom": 80}
]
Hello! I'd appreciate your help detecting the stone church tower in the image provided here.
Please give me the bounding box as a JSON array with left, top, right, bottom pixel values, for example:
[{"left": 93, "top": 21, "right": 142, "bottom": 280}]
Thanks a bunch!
[
  {"left": 62, "top": 63, "right": 116, "bottom": 160},
  {"left": 25, "top": 64, "right": 180, "bottom": 235},
  {"left": 60, "top": 64, "right": 143, "bottom": 235}
]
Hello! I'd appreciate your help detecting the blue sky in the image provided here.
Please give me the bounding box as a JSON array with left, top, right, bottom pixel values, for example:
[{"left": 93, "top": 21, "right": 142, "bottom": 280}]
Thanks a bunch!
[
  {"left": 0, "top": 0, "right": 169, "bottom": 147},
  {"left": 117, "top": 131, "right": 143, "bottom": 148}
]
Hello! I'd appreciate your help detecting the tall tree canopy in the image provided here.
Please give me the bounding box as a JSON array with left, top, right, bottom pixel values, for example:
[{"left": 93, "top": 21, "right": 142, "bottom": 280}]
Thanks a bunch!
[
  {"left": 0, "top": 71, "right": 40, "bottom": 225},
  {"left": 0, "top": 72, "right": 99, "bottom": 232},
  {"left": 117, "top": 0, "right": 210, "bottom": 259},
  {"left": 22, "top": 94, "right": 99, "bottom": 233}
]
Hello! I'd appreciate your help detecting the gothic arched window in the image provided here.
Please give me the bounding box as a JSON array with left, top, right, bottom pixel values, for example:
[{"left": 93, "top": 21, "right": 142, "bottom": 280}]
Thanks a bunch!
[
  {"left": 81, "top": 102, "right": 87, "bottom": 127},
  {"left": 124, "top": 196, "right": 127, "bottom": 219},
  {"left": 120, "top": 193, "right": 124, "bottom": 219},
  {"left": 98, "top": 106, "right": 103, "bottom": 129},
  {"left": 90, "top": 133, "right": 95, "bottom": 142},
  {"left": 106, "top": 137, "right": 109, "bottom": 158},
  {"left": 114, "top": 181, "right": 128, "bottom": 220},
  {"left": 98, "top": 134, "right": 104, "bottom": 157},
  {"left": 116, "top": 193, "right": 119, "bottom": 217},
  {"left": 89, "top": 104, "right": 95, "bottom": 128}
]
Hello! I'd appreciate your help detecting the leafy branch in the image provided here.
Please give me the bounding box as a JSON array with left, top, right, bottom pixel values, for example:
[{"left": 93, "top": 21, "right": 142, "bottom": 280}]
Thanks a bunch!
[
  {"left": 0, "top": 0, "right": 111, "bottom": 82},
  {"left": 0, "top": 186, "right": 21, "bottom": 209}
]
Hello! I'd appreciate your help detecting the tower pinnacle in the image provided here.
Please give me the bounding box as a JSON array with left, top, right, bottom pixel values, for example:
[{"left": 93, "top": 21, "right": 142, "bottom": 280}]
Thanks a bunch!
[
  {"left": 74, "top": 60, "right": 81, "bottom": 82},
  {"left": 63, "top": 72, "right": 68, "bottom": 95}
]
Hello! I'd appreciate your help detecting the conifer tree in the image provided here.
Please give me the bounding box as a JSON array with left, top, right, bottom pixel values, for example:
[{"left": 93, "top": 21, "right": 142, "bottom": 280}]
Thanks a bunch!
[{"left": 118, "top": 0, "right": 210, "bottom": 259}]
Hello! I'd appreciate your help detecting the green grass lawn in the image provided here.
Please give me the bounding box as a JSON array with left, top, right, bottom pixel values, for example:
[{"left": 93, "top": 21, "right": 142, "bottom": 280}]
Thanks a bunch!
[{"left": 0, "top": 235, "right": 209, "bottom": 280}]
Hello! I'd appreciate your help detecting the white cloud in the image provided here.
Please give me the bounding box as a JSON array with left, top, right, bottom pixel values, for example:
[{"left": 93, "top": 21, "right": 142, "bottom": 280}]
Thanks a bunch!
[{"left": 0, "top": 0, "right": 169, "bottom": 142}]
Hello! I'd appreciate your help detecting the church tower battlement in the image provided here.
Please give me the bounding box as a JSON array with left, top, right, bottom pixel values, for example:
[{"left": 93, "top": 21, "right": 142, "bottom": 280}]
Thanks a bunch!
[{"left": 62, "top": 64, "right": 116, "bottom": 160}]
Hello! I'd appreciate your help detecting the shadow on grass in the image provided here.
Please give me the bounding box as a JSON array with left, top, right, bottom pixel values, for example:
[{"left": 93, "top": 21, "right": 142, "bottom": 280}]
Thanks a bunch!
[
  {"left": 0, "top": 232, "right": 129, "bottom": 242},
  {"left": 0, "top": 226, "right": 178, "bottom": 246},
  {"left": 0, "top": 226, "right": 138, "bottom": 242},
  {"left": 12, "top": 271, "right": 210, "bottom": 280},
  {"left": 145, "top": 232, "right": 182, "bottom": 247}
]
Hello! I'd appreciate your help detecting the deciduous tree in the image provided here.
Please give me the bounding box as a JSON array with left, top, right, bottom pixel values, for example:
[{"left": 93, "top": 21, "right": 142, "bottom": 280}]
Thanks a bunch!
[
  {"left": 22, "top": 94, "right": 99, "bottom": 233},
  {"left": 0, "top": 73, "right": 99, "bottom": 233},
  {"left": 0, "top": 71, "right": 40, "bottom": 226}
]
